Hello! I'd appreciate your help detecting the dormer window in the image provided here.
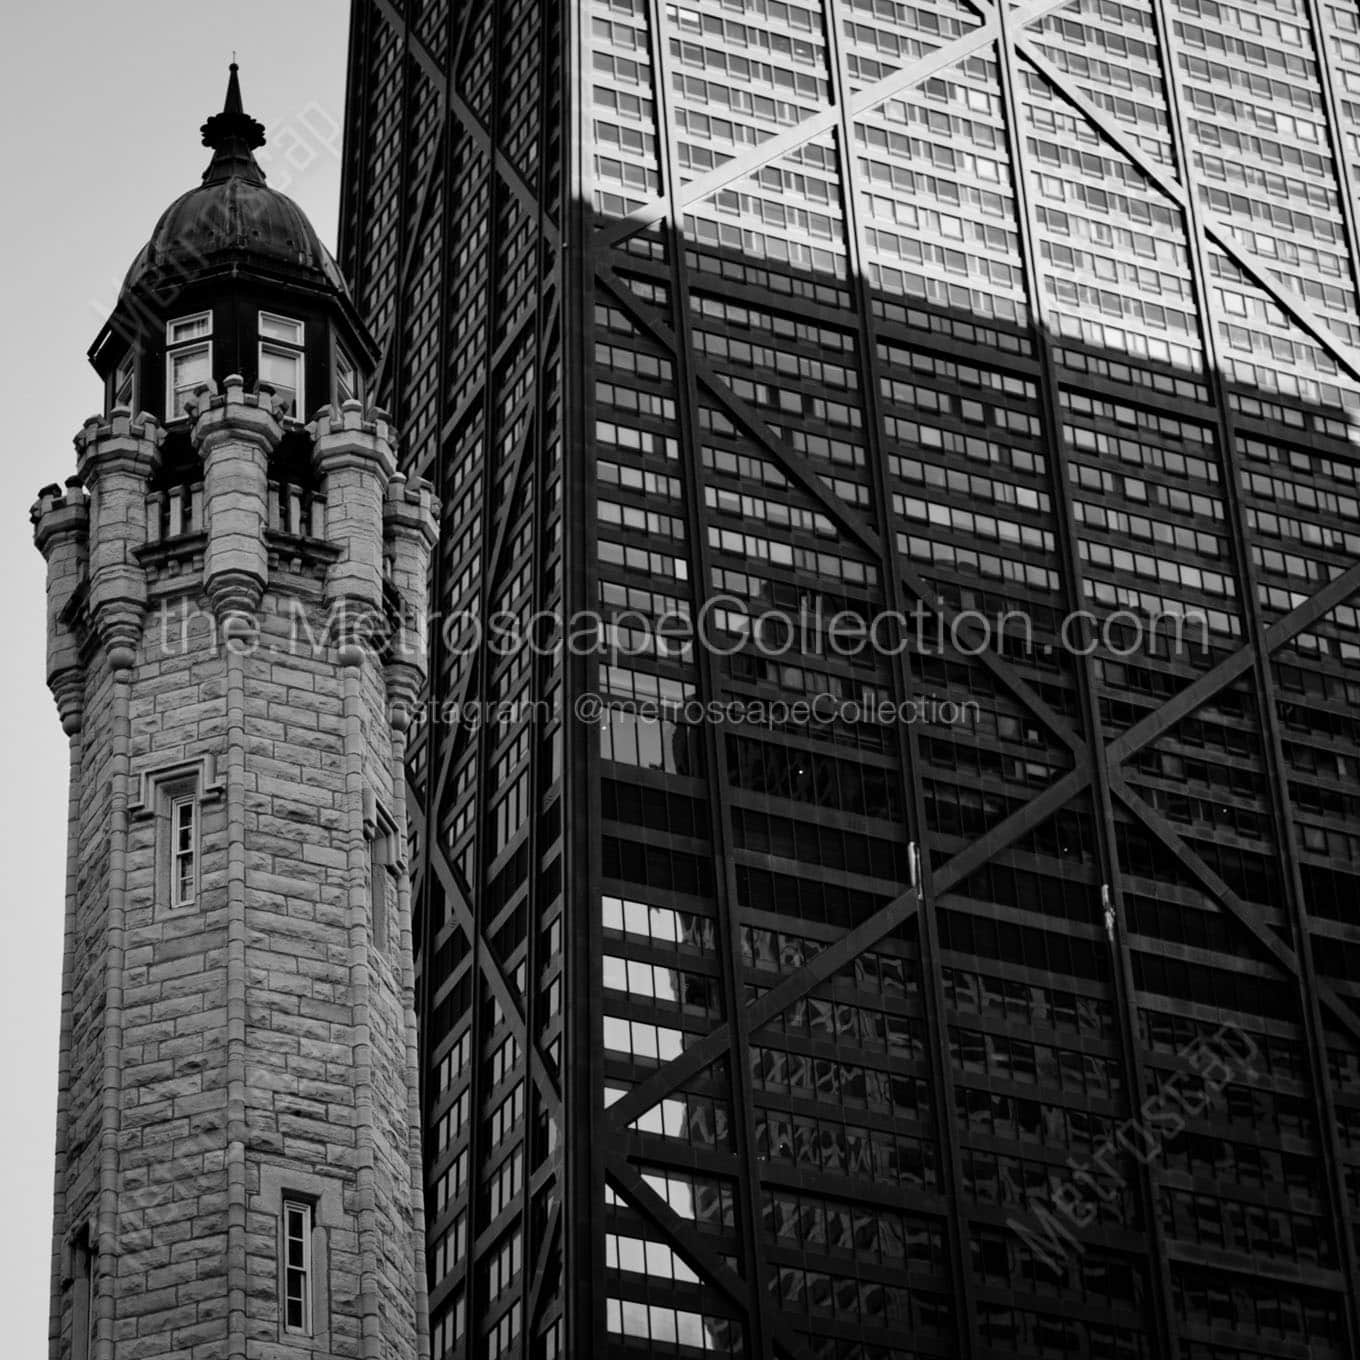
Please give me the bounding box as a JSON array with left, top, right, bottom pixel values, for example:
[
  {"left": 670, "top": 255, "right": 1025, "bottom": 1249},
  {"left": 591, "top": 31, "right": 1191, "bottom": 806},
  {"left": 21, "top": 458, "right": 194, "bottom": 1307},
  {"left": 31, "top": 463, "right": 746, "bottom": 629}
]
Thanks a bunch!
[
  {"left": 166, "top": 312, "right": 213, "bottom": 417},
  {"left": 113, "top": 351, "right": 136, "bottom": 411},
  {"left": 335, "top": 344, "right": 359, "bottom": 405},
  {"left": 259, "top": 312, "right": 305, "bottom": 417}
]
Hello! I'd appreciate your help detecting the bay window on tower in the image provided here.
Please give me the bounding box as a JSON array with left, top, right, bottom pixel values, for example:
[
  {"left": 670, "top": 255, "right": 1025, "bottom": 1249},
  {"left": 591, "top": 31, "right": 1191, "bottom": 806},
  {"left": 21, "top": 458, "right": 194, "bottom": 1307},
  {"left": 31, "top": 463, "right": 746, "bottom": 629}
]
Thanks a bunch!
[{"left": 259, "top": 311, "right": 305, "bottom": 416}]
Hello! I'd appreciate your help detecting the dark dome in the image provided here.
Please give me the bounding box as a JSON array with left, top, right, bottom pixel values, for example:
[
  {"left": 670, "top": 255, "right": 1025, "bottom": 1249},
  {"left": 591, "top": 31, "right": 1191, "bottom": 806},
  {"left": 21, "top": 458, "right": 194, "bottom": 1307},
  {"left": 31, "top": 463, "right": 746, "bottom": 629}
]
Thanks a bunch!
[
  {"left": 119, "top": 64, "right": 349, "bottom": 301},
  {"left": 121, "top": 179, "right": 350, "bottom": 298}
]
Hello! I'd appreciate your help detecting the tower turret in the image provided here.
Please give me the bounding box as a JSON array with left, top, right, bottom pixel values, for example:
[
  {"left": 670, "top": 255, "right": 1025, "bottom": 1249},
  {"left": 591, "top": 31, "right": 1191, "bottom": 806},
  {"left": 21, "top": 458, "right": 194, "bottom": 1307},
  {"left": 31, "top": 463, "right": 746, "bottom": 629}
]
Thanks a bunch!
[{"left": 35, "top": 66, "right": 434, "bottom": 1360}]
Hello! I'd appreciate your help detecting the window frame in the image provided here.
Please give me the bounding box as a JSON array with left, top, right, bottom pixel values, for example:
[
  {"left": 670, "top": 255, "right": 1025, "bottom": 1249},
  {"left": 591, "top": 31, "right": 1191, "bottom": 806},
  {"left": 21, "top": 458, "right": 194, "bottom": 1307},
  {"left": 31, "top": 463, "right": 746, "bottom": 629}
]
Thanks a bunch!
[
  {"left": 259, "top": 311, "right": 303, "bottom": 345},
  {"left": 169, "top": 795, "right": 198, "bottom": 908},
  {"left": 112, "top": 350, "right": 137, "bottom": 412},
  {"left": 334, "top": 341, "right": 359, "bottom": 406},
  {"left": 166, "top": 342, "right": 212, "bottom": 419},
  {"left": 131, "top": 756, "right": 222, "bottom": 915},
  {"left": 166, "top": 311, "right": 212, "bottom": 346},
  {"left": 282, "top": 1198, "right": 313, "bottom": 1336},
  {"left": 258, "top": 311, "right": 305, "bottom": 418},
  {"left": 365, "top": 796, "right": 400, "bottom": 953},
  {"left": 69, "top": 1224, "right": 95, "bottom": 1360},
  {"left": 165, "top": 311, "right": 214, "bottom": 419}
]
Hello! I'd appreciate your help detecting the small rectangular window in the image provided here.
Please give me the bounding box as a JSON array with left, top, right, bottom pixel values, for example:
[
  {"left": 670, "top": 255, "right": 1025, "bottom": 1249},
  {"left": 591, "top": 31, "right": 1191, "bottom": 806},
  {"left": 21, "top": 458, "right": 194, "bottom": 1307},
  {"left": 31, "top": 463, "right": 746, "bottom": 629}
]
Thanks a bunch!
[
  {"left": 170, "top": 797, "right": 197, "bottom": 907},
  {"left": 369, "top": 808, "right": 398, "bottom": 952},
  {"left": 166, "top": 312, "right": 212, "bottom": 345},
  {"left": 335, "top": 345, "right": 358, "bottom": 404},
  {"left": 113, "top": 352, "right": 136, "bottom": 410},
  {"left": 282, "top": 1199, "right": 312, "bottom": 1334},
  {"left": 167, "top": 343, "right": 211, "bottom": 417},
  {"left": 260, "top": 344, "right": 302, "bottom": 417},
  {"left": 370, "top": 835, "right": 389, "bottom": 951},
  {"left": 260, "top": 312, "right": 304, "bottom": 345},
  {"left": 259, "top": 312, "right": 305, "bottom": 417},
  {"left": 71, "top": 1227, "right": 95, "bottom": 1360}
]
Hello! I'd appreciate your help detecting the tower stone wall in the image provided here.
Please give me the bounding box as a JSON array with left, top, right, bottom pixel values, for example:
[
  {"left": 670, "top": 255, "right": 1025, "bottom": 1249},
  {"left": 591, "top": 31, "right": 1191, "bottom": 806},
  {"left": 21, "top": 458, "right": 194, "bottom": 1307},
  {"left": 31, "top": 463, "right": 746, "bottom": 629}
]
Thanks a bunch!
[{"left": 34, "top": 383, "right": 436, "bottom": 1360}]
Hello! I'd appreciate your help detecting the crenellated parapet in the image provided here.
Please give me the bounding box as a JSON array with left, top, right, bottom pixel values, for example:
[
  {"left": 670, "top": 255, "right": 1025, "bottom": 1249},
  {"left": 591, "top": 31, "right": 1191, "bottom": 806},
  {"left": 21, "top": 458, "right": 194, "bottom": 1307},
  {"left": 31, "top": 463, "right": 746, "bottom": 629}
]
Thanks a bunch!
[
  {"left": 382, "top": 471, "right": 440, "bottom": 728},
  {"left": 35, "top": 385, "right": 421, "bottom": 683}
]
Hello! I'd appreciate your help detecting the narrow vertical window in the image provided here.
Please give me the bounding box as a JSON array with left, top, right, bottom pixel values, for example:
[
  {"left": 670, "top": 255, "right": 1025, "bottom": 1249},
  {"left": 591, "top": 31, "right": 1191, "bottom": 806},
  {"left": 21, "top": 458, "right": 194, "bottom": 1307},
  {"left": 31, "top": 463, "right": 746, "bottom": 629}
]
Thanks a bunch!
[
  {"left": 170, "top": 797, "right": 197, "bottom": 907},
  {"left": 165, "top": 312, "right": 212, "bottom": 417},
  {"left": 71, "top": 1227, "right": 95, "bottom": 1360},
  {"left": 335, "top": 344, "right": 358, "bottom": 404},
  {"left": 135, "top": 758, "right": 219, "bottom": 914},
  {"left": 113, "top": 351, "right": 136, "bottom": 411},
  {"left": 370, "top": 832, "right": 389, "bottom": 951},
  {"left": 369, "top": 806, "right": 397, "bottom": 952},
  {"left": 259, "top": 312, "right": 305, "bottom": 417},
  {"left": 282, "top": 1199, "right": 312, "bottom": 1334}
]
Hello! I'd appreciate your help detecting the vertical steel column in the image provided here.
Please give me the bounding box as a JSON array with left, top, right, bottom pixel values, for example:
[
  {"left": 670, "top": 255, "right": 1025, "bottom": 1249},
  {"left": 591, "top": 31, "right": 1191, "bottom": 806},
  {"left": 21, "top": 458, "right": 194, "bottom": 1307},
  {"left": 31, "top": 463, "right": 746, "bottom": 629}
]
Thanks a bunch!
[
  {"left": 1144, "top": 1, "right": 1360, "bottom": 1344},
  {"left": 517, "top": 1, "right": 562, "bottom": 1346},
  {"left": 821, "top": 1, "right": 980, "bottom": 1353},
  {"left": 413, "top": 19, "right": 460, "bottom": 1348},
  {"left": 993, "top": 7, "right": 1180, "bottom": 1354},
  {"left": 642, "top": 1, "right": 777, "bottom": 1351},
  {"left": 459, "top": 1, "right": 512, "bottom": 1347},
  {"left": 562, "top": 0, "right": 605, "bottom": 1352},
  {"left": 1300, "top": 0, "right": 1360, "bottom": 329}
]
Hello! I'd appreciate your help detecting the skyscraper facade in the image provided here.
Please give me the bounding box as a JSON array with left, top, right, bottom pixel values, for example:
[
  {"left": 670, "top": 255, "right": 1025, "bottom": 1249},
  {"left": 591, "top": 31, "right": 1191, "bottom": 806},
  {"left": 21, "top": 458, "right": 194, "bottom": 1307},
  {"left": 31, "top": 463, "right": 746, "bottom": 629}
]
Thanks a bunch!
[{"left": 339, "top": 2, "right": 1360, "bottom": 1357}]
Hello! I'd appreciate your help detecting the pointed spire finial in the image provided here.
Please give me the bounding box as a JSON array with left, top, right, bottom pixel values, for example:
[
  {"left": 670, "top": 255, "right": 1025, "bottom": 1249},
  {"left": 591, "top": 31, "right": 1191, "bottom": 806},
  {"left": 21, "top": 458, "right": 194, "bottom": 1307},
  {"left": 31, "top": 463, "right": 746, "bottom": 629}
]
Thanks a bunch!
[
  {"left": 223, "top": 59, "right": 244, "bottom": 116},
  {"left": 199, "top": 60, "right": 267, "bottom": 185}
]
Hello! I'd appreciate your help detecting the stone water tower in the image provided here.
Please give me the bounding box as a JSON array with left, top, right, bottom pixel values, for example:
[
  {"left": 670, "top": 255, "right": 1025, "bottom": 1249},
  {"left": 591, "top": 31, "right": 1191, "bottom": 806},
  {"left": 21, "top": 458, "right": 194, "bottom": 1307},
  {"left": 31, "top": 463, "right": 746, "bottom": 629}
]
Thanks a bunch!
[{"left": 33, "top": 65, "right": 434, "bottom": 1360}]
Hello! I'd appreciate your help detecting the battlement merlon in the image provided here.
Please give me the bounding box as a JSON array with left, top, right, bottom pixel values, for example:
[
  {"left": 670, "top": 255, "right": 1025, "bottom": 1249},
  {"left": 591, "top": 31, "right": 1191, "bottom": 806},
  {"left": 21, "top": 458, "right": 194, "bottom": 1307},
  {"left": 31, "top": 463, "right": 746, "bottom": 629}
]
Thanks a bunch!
[
  {"left": 72, "top": 408, "right": 165, "bottom": 668},
  {"left": 382, "top": 472, "right": 440, "bottom": 726},
  {"left": 188, "top": 375, "right": 283, "bottom": 619},
  {"left": 308, "top": 400, "right": 399, "bottom": 622},
  {"left": 31, "top": 479, "right": 91, "bottom": 734}
]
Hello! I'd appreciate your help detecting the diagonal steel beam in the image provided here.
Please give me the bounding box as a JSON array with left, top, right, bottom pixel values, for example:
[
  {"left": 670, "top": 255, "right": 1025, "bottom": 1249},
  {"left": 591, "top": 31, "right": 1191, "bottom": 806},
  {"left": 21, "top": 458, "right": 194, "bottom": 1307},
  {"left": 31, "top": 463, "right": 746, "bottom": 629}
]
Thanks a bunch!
[
  {"left": 603, "top": 530, "right": 1360, "bottom": 1136},
  {"left": 595, "top": 0, "right": 1083, "bottom": 250},
  {"left": 524, "top": 1197, "right": 561, "bottom": 1332},
  {"left": 1016, "top": 37, "right": 1360, "bottom": 386},
  {"left": 595, "top": 266, "right": 881, "bottom": 558},
  {"left": 481, "top": 401, "right": 536, "bottom": 592},
  {"left": 605, "top": 1154, "right": 814, "bottom": 1360},
  {"left": 1110, "top": 776, "right": 1360, "bottom": 1051},
  {"left": 369, "top": 0, "right": 560, "bottom": 248},
  {"left": 375, "top": 117, "right": 449, "bottom": 396},
  {"left": 1108, "top": 559, "right": 1360, "bottom": 766},
  {"left": 603, "top": 888, "right": 918, "bottom": 1133},
  {"left": 607, "top": 767, "right": 1094, "bottom": 1129},
  {"left": 597, "top": 264, "right": 1088, "bottom": 756},
  {"left": 427, "top": 843, "right": 563, "bottom": 1118},
  {"left": 893, "top": 560, "right": 1085, "bottom": 755}
]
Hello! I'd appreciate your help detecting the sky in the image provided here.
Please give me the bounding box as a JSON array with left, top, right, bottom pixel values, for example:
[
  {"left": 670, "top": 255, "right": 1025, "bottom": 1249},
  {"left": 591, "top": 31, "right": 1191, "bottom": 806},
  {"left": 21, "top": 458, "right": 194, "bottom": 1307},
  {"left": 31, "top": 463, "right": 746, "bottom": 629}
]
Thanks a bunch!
[{"left": 0, "top": 5, "right": 346, "bottom": 1350}]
